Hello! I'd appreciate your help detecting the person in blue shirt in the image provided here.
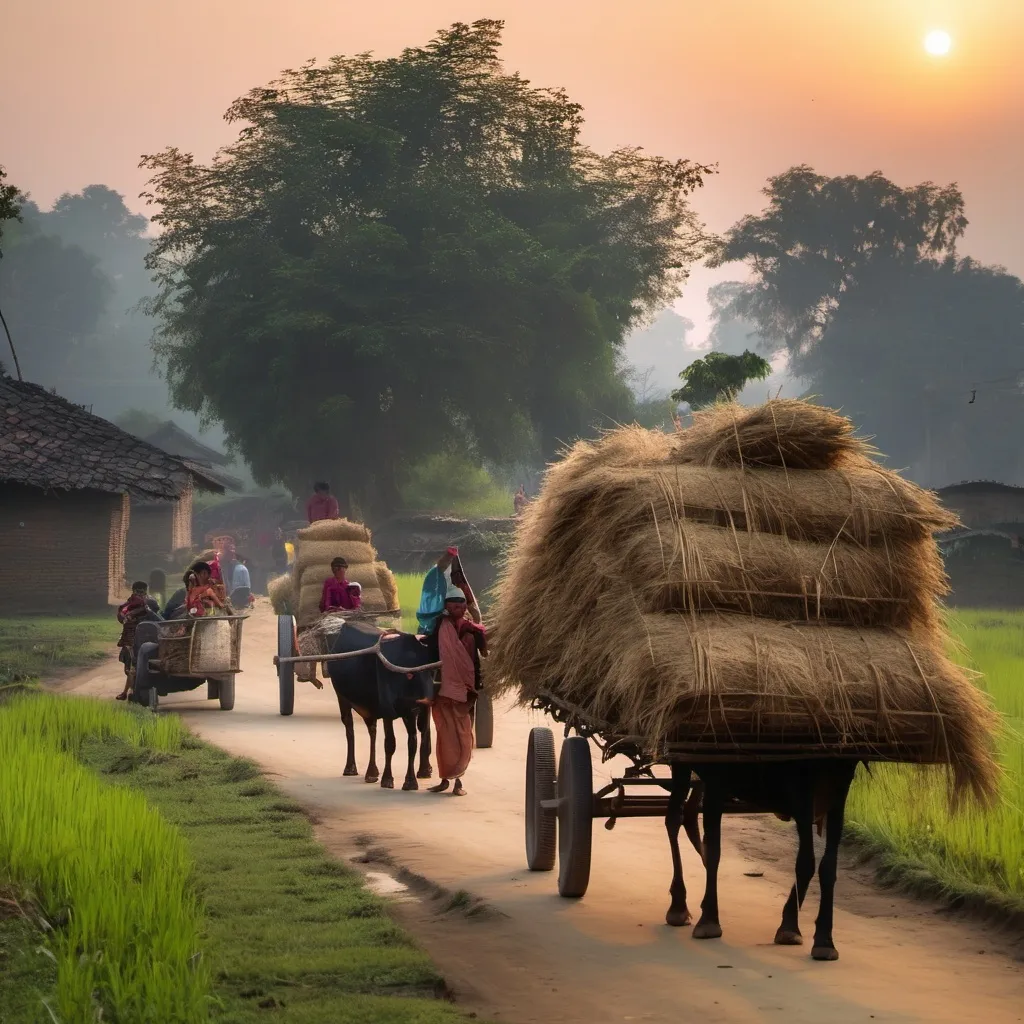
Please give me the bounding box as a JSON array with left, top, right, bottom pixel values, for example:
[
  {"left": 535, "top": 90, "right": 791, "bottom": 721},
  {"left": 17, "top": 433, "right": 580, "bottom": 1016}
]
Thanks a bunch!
[{"left": 416, "top": 547, "right": 479, "bottom": 634}]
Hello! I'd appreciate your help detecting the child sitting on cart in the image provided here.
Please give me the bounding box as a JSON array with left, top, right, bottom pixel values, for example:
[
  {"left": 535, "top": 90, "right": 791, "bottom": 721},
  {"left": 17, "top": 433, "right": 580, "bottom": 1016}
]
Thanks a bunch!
[
  {"left": 296, "top": 558, "right": 363, "bottom": 690},
  {"left": 185, "top": 562, "right": 226, "bottom": 617},
  {"left": 115, "top": 581, "right": 160, "bottom": 700}
]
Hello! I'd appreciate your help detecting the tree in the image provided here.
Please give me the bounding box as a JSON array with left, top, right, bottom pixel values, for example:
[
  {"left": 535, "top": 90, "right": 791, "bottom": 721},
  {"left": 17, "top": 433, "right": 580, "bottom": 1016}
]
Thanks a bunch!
[
  {"left": 142, "top": 20, "right": 712, "bottom": 513},
  {"left": 0, "top": 165, "right": 21, "bottom": 255},
  {"left": 710, "top": 166, "right": 967, "bottom": 362},
  {"left": 711, "top": 166, "right": 1024, "bottom": 486},
  {"left": 0, "top": 196, "right": 112, "bottom": 387},
  {"left": 671, "top": 350, "right": 772, "bottom": 409}
]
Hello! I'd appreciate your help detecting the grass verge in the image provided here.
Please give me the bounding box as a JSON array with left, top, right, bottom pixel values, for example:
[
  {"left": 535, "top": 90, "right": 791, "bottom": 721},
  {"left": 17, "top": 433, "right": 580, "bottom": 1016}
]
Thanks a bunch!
[
  {"left": 0, "top": 616, "right": 118, "bottom": 684},
  {"left": 395, "top": 573, "right": 424, "bottom": 634},
  {"left": 1, "top": 690, "right": 468, "bottom": 1023},
  {"left": 846, "top": 609, "right": 1024, "bottom": 917}
]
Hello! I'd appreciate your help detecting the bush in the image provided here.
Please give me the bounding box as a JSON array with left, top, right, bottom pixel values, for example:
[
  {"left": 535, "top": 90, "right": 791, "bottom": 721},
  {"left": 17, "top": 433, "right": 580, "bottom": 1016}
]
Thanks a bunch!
[{"left": 399, "top": 453, "right": 513, "bottom": 518}]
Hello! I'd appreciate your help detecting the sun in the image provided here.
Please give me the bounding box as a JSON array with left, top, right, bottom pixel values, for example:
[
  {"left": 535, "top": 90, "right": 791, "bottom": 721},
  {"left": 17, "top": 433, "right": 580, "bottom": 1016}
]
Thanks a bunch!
[{"left": 923, "top": 29, "right": 952, "bottom": 56}]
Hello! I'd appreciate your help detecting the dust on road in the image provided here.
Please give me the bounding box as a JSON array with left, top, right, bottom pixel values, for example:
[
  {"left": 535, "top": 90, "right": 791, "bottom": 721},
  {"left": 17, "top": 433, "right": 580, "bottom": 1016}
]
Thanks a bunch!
[{"left": 65, "top": 604, "right": 1023, "bottom": 1024}]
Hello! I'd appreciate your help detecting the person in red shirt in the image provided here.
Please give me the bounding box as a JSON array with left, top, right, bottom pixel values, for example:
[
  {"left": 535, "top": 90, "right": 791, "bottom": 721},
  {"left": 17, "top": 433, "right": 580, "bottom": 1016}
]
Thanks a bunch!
[
  {"left": 319, "top": 558, "right": 362, "bottom": 614},
  {"left": 306, "top": 482, "right": 340, "bottom": 524}
]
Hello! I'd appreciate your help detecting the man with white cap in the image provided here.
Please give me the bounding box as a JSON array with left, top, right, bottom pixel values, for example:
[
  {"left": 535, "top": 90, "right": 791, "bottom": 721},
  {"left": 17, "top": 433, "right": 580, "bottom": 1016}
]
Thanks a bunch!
[{"left": 424, "top": 583, "right": 487, "bottom": 796}]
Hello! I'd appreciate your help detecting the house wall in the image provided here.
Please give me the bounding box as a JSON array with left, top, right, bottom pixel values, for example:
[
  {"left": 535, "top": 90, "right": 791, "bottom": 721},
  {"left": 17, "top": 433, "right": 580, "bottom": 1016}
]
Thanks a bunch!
[
  {"left": 938, "top": 489, "right": 1024, "bottom": 530},
  {"left": 0, "top": 483, "right": 122, "bottom": 614},
  {"left": 126, "top": 502, "right": 175, "bottom": 580}
]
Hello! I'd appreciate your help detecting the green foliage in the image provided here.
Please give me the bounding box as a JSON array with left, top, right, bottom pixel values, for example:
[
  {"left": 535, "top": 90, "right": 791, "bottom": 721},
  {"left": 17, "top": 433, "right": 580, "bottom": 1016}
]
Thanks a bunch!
[
  {"left": 0, "top": 165, "right": 22, "bottom": 257},
  {"left": 142, "top": 19, "right": 712, "bottom": 514},
  {"left": 399, "top": 452, "right": 513, "bottom": 517},
  {"left": 0, "top": 695, "right": 206, "bottom": 1022},
  {"left": 671, "top": 349, "right": 772, "bottom": 409},
  {"left": 847, "top": 610, "right": 1024, "bottom": 913}
]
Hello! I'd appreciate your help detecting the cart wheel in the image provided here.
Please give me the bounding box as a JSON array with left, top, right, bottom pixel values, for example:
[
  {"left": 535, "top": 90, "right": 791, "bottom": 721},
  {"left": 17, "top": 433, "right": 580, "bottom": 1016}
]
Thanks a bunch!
[
  {"left": 207, "top": 680, "right": 220, "bottom": 700},
  {"left": 525, "top": 726, "right": 557, "bottom": 872},
  {"left": 474, "top": 689, "right": 494, "bottom": 749},
  {"left": 557, "top": 736, "right": 593, "bottom": 898},
  {"left": 277, "top": 615, "right": 296, "bottom": 717},
  {"left": 217, "top": 675, "right": 236, "bottom": 711}
]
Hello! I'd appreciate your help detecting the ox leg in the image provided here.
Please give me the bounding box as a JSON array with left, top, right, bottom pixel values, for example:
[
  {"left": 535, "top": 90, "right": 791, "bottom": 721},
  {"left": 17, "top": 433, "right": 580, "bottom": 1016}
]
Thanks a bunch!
[
  {"left": 339, "top": 700, "right": 359, "bottom": 777},
  {"left": 364, "top": 718, "right": 380, "bottom": 784},
  {"left": 665, "top": 763, "right": 693, "bottom": 927},
  {"left": 775, "top": 788, "right": 816, "bottom": 947},
  {"left": 693, "top": 784, "right": 724, "bottom": 940},
  {"left": 812, "top": 766, "right": 855, "bottom": 962},
  {"left": 402, "top": 714, "right": 419, "bottom": 791},
  {"left": 381, "top": 718, "right": 397, "bottom": 789},
  {"left": 416, "top": 703, "right": 433, "bottom": 779}
]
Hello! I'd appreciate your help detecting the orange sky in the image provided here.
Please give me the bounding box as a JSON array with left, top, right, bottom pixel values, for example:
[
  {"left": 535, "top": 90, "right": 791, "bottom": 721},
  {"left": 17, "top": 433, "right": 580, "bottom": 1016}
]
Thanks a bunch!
[{"left": 2, "top": 0, "right": 1022, "bottom": 338}]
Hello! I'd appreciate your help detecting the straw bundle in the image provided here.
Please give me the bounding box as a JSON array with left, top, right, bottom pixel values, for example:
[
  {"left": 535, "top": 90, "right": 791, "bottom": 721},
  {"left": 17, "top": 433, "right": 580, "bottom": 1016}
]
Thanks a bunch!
[
  {"left": 489, "top": 399, "right": 1000, "bottom": 804},
  {"left": 288, "top": 518, "right": 400, "bottom": 627},
  {"left": 268, "top": 574, "right": 293, "bottom": 615}
]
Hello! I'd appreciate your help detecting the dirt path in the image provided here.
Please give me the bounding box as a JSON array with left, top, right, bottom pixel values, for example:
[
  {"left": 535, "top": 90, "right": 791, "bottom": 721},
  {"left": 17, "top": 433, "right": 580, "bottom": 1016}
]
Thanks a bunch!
[{"left": 64, "top": 605, "right": 1023, "bottom": 1023}]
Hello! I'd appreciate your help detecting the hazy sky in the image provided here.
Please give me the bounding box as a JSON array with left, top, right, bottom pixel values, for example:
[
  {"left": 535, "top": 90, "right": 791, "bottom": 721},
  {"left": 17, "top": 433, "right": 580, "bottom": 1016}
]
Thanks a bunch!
[{"left": 3, "top": 0, "right": 1022, "bottom": 347}]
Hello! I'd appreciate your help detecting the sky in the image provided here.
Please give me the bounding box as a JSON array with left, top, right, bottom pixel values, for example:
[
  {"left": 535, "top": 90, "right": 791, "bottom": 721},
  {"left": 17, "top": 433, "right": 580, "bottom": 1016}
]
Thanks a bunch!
[{"left": 3, "top": 0, "right": 1022, "bottom": 371}]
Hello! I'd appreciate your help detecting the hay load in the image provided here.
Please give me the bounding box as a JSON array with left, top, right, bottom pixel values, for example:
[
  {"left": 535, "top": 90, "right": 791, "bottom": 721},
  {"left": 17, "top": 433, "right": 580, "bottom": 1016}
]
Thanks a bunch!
[
  {"left": 268, "top": 517, "right": 400, "bottom": 628},
  {"left": 489, "top": 399, "right": 1001, "bottom": 804}
]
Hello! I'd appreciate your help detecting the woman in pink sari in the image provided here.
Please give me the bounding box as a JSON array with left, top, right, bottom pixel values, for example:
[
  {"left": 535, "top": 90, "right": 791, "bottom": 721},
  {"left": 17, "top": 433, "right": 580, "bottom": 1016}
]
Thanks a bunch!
[{"left": 427, "top": 585, "right": 487, "bottom": 796}]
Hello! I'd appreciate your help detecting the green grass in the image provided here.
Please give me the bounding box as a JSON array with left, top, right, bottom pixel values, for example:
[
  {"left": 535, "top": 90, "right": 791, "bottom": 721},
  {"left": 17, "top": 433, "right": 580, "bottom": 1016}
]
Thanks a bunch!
[
  {"left": 846, "top": 609, "right": 1024, "bottom": 914},
  {"left": 0, "top": 616, "right": 119, "bottom": 684},
  {"left": 0, "top": 693, "right": 206, "bottom": 1022},
  {"left": 395, "top": 573, "right": 424, "bottom": 634},
  {"left": 0, "top": 691, "right": 469, "bottom": 1024}
]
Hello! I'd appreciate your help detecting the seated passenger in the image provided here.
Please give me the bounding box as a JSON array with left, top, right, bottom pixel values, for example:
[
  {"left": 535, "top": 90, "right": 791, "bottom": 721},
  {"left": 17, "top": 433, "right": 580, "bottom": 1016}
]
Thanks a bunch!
[
  {"left": 319, "top": 557, "right": 362, "bottom": 614},
  {"left": 115, "top": 581, "right": 160, "bottom": 700},
  {"left": 185, "top": 562, "right": 225, "bottom": 617}
]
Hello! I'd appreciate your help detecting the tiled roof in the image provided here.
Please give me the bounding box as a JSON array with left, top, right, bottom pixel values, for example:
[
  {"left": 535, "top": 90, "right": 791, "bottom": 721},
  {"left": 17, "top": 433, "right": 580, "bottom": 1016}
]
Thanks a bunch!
[
  {"left": 142, "top": 421, "right": 233, "bottom": 467},
  {"left": 0, "top": 376, "right": 225, "bottom": 500}
]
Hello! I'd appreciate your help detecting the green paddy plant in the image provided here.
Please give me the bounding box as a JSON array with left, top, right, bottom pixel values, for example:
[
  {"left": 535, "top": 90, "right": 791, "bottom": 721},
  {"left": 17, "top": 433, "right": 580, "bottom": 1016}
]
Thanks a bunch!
[{"left": 0, "top": 695, "right": 209, "bottom": 1022}]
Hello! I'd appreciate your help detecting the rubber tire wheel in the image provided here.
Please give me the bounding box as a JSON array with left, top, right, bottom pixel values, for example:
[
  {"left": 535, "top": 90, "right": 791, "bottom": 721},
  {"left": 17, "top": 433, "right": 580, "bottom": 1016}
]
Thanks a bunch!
[
  {"left": 136, "top": 642, "right": 159, "bottom": 711},
  {"left": 278, "top": 615, "right": 296, "bottom": 717},
  {"left": 557, "top": 736, "right": 594, "bottom": 898},
  {"left": 217, "top": 675, "right": 236, "bottom": 711},
  {"left": 474, "top": 689, "right": 494, "bottom": 749},
  {"left": 207, "top": 680, "right": 220, "bottom": 700},
  {"left": 525, "top": 727, "right": 557, "bottom": 872}
]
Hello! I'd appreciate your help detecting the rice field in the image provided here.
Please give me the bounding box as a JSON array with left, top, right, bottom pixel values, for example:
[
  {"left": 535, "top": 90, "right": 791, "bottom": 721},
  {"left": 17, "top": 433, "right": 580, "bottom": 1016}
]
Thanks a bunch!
[
  {"left": 395, "top": 572, "right": 425, "bottom": 633},
  {"left": 0, "top": 616, "right": 118, "bottom": 684},
  {"left": 847, "top": 609, "right": 1024, "bottom": 912},
  {"left": 0, "top": 695, "right": 210, "bottom": 1022}
]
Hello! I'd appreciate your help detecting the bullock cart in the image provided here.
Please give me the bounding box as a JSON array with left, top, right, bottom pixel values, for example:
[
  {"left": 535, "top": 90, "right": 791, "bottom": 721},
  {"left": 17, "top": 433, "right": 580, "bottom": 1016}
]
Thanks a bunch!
[{"left": 132, "top": 615, "right": 247, "bottom": 712}]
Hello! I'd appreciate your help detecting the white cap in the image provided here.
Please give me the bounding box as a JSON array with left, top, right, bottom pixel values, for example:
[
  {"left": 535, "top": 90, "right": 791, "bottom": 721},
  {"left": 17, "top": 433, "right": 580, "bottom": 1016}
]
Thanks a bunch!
[{"left": 445, "top": 585, "right": 467, "bottom": 601}]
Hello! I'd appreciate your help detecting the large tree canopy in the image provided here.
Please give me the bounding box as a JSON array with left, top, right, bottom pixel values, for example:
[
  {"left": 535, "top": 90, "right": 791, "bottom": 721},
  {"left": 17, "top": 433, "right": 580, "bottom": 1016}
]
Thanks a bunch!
[
  {"left": 713, "top": 166, "right": 1024, "bottom": 485},
  {"left": 142, "top": 19, "right": 712, "bottom": 512}
]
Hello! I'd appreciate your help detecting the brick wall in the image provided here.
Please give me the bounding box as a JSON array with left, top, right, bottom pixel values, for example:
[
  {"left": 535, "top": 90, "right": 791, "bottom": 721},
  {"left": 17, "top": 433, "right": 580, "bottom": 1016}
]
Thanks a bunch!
[{"left": 0, "top": 483, "right": 122, "bottom": 614}]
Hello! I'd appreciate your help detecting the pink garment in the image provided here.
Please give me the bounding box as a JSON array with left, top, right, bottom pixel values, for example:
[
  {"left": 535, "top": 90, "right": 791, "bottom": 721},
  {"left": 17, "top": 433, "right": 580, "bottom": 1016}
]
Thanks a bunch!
[
  {"left": 319, "top": 576, "right": 360, "bottom": 613},
  {"left": 438, "top": 618, "right": 476, "bottom": 702}
]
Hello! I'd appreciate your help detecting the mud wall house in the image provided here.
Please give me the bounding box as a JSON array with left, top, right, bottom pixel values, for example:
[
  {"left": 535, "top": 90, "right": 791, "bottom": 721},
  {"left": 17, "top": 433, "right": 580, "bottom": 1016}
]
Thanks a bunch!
[
  {"left": 936, "top": 481, "right": 1024, "bottom": 608},
  {"left": 0, "top": 377, "right": 223, "bottom": 615}
]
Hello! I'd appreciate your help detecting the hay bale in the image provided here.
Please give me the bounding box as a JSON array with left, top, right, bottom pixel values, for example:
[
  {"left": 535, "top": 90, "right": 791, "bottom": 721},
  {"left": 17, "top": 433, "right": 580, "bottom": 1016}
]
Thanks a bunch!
[
  {"left": 293, "top": 539, "right": 378, "bottom": 575},
  {"left": 296, "top": 518, "right": 372, "bottom": 543},
  {"left": 489, "top": 400, "right": 1000, "bottom": 804},
  {"left": 375, "top": 562, "right": 399, "bottom": 611},
  {"left": 267, "top": 574, "right": 293, "bottom": 615}
]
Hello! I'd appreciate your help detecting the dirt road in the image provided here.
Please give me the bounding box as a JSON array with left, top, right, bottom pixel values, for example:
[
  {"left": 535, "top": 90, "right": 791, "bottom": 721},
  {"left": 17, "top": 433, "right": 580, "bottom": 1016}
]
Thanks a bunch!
[{"left": 67, "top": 605, "right": 1022, "bottom": 1023}]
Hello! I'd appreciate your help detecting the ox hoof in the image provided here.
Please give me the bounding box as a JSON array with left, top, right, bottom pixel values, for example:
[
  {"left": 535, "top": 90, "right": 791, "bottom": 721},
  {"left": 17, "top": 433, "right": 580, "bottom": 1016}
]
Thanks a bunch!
[
  {"left": 665, "top": 908, "right": 692, "bottom": 928},
  {"left": 381, "top": 777, "right": 395, "bottom": 790},
  {"left": 402, "top": 779, "right": 419, "bottom": 792},
  {"left": 812, "top": 945, "right": 839, "bottom": 962},
  {"left": 692, "top": 920, "right": 723, "bottom": 940},
  {"left": 774, "top": 929, "right": 804, "bottom": 946},
  {"left": 343, "top": 766, "right": 359, "bottom": 777},
  {"left": 364, "top": 774, "right": 379, "bottom": 784},
  {"left": 417, "top": 768, "right": 433, "bottom": 779}
]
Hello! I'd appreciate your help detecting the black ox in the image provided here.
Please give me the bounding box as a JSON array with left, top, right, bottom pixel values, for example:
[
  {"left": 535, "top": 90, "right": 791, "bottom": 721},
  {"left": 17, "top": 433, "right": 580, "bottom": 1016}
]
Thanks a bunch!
[{"left": 326, "top": 623, "right": 438, "bottom": 791}]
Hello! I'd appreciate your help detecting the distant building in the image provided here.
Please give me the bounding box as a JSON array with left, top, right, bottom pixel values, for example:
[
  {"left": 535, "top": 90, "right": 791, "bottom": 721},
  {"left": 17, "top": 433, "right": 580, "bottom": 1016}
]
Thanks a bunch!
[
  {"left": 936, "top": 481, "right": 1024, "bottom": 608},
  {"left": 0, "top": 377, "right": 223, "bottom": 614}
]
